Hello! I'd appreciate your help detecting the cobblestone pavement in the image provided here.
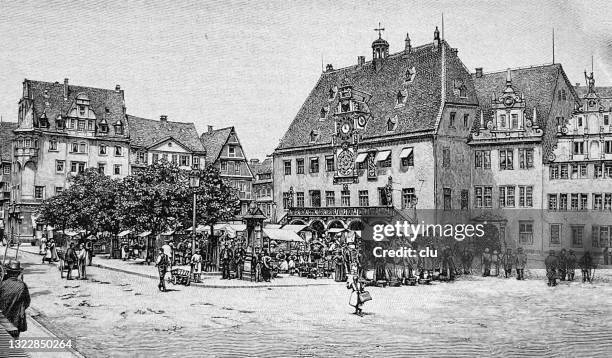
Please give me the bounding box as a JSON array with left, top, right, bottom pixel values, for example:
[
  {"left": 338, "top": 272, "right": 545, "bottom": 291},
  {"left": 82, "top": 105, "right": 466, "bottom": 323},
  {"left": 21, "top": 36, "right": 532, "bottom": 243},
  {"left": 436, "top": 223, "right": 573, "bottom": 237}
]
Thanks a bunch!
[{"left": 6, "top": 246, "right": 612, "bottom": 357}]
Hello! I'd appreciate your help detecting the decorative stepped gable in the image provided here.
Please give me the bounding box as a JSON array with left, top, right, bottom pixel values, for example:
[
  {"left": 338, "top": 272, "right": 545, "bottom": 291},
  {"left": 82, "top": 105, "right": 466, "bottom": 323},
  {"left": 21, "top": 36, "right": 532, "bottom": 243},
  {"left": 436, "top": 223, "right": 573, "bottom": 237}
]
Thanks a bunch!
[{"left": 276, "top": 28, "right": 478, "bottom": 152}]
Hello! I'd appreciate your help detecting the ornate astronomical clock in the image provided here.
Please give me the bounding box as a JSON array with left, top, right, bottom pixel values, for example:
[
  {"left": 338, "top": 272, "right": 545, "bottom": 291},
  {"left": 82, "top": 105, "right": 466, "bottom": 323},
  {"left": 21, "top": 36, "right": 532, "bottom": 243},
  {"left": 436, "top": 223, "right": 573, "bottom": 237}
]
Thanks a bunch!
[{"left": 332, "top": 84, "right": 372, "bottom": 185}]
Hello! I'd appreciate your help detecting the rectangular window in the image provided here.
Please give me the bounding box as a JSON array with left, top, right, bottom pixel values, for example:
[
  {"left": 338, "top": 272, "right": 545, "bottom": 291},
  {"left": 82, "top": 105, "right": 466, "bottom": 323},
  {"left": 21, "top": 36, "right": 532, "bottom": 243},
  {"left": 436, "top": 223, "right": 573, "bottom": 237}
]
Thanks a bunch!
[
  {"left": 559, "top": 193, "right": 568, "bottom": 211},
  {"left": 296, "top": 192, "right": 304, "bottom": 207},
  {"left": 443, "top": 188, "right": 452, "bottom": 210},
  {"left": 192, "top": 157, "right": 200, "bottom": 169},
  {"left": 579, "top": 193, "right": 588, "bottom": 211},
  {"left": 499, "top": 186, "right": 515, "bottom": 207},
  {"left": 605, "top": 115, "right": 610, "bottom": 126},
  {"left": 114, "top": 165, "right": 121, "bottom": 175},
  {"left": 402, "top": 188, "right": 416, "bottom": 209},
  {"left": 325, "top": 156, "right": 335, "bottom": 172},
  {"left": 296, "top": 159, "right": 304, "bottom": 174},
  {"left": 55, "top": 187, "right": 63, "bottom": 195},
  {"left": 550, "top": 224, "right": 562, "bottom": 245},
  {"left": 380, "top": 157, "right": 391, "bottom": 168},
  {"left": 114, "top": 146, "right": 122, "bottom": 156},
  {"left": 442, "top": 147, "right": 451, "bottom": 168},
  {"left": 560, "top": 164, "right": 569, "bottom": 179},
  {"left": 463, "top": 114, "right": 469, "bottom": 128},
  {"left": 519, "top": 221, "right": 534, "bottom": 245},
  {"left": 605, "top": 141, "right": 612, "bottom": 154},
  {"left": 171, "top": 154, "right": 178, "bottom": 164},
  {"left": 98, "top": 164, "right": 105, "bottom": 174},
  {"left": 310, "top": 190, "right": 321, "bottom": 207},
  {"left": 570, "top": 193, "right": 579, "bottom": 211},
  {"left": 55, "top": 160, "right": 65, "bottom": 173},
  {"left": 359, "top": 190, "right": 369, "bottom": 207},
  {"left": 449, "top": 112, "right": 456, "bottom": 127},
  {"left": 499, "top": 149, "right": 513, "bottom": 170},
  {"left": 511, "top": 114, "right": 519, "bottom": 128},
  {"left": 593, "top": 194, "right": 603, "bottom": 210},
  {"left": 284, "top": 160, "right": 291, "bottom": 175},
  {"left": 573, "top": 142, "right": 584, "bottom": 155},
  {"left": 180, "top": 155, "right": 189, "bottom": 166},
  {"left": 378, "top": 188, "right": 391, "bottom": 206},
  {"left": 519, "top": 186, "right": 533, "bottom": 207},
  {"left": 571, "top": 225, "right": 584, "bottom": 247},
  {"left": 599, "top": 226, "right": 610, "bottom": 248},
  {"left": 341, "top": 190, "right": 351, "bottom": 206},
  {"left": 500, "top": 114, "right": 507, "bottom": 128},
  {"left": 325, "top": 191, "right": 335, "bottom": 207},
  {"left": 548, "top": 194, "right": 558, "bottom": 210},
  {"left": 550, "top": 165, "right": 559, "bottom": 179},
  {"left": 460, "top": 189, "right": 469, "bottom": 210},
  {"left": 227, "top": 161, "right": 234, "bottom": 174},
  {"left": 71, "top": 142, "right": 79, "bottom": 153},
  {"left": 401, "top": 148, "right": 414, "bottom": 167},
  {"left": 77, "top": 120, "right": 85, "bottom": 131},
  {"left": 87, "top": 120, "right": 93, "bottom": 131},
  {"left": 310, "top": 157, "right": 319, "bottom": 173},
  {"left": 234, "top": 162, "right": 241, "bottom": 174},
  {"left": 34, "top": 186, "right": 44, "bottom": 199},
  {"left": 70, "top": 161, "right": 86, "bottom": 173},
  {"left": 220, "top": 161, "right": 227, "bottom": 172},
  {"left": 228, "top": 146, "right": 236, "bottom": 157},
  {"left": 152, "top": 153, "right": 159, "bottom": 163},
  {"left": 162, "top": 153, "right": 168, "bottom": 161},
  {"left": 605, "top": 163, "right": 612, "bottom": 178},
  {"left": 49, "top": 140, "right": 58, "bottom": 151},
  {"left": 605, "top": 193, "right": 612, "bottom": 211},
  {"left": 3, "top": 165, "right": 10, "bottom": 175},
  {"left": 474, "top": 186, "right": 492, "bottom": 208},
  {"left": 474, "top": 151, "right": 482, "bottom": 168},
  {"left": 99, "top": 145, "right": 107, "bottom": 155},
  {"left": 592, "top": 226, "right": 600, "bottom": 248},
  {"left": 519, "top": 148, "right": 534, "bottom": 169},
  {"left": 283, "top": 192, "right": 290, "bottom": 209}
]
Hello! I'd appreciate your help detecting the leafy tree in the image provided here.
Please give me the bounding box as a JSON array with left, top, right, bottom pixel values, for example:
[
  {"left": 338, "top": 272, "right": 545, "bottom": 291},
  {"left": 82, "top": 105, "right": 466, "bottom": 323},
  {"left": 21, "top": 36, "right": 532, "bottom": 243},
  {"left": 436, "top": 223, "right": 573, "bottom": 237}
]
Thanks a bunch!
[{"left": 37, "top": 189, "right": 79, "bottom": 237}]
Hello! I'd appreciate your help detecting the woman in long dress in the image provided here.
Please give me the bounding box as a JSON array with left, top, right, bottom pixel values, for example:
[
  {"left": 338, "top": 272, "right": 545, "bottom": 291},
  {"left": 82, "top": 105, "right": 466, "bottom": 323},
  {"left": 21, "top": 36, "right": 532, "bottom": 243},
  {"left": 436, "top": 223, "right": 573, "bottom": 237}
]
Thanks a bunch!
[
  {"left": 261, "top": 250, "right": 272, "bottom": 282},
  {"left": 347, "top": 272, "right": 366, "bottom": 316},
  {"left": 333, "top": 250, "right": 345, "bottom": 282}
]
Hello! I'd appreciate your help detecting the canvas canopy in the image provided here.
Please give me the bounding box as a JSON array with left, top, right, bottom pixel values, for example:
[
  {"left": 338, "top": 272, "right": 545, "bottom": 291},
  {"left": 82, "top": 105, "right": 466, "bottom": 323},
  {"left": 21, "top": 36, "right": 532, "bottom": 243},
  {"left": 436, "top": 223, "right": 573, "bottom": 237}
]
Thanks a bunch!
[{"left": 263, "top": 228, "right": 304, "bottom": 242}]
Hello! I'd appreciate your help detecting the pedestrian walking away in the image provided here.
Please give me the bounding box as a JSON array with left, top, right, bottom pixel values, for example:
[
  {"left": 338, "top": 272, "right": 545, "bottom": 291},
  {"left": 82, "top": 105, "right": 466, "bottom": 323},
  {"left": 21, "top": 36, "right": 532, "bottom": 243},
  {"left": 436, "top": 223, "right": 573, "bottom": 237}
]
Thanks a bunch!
[
  {"left": 0, "top": 260, "right": 31, "bottom": 338},
  {"left": 65, "top": 243, "right": 78, "bottom": 280},
  {"left": 514, "top": 247, "right": 527, "bottom": 280},
  {"left": 558, "top": 248, "right": 567, "bottom": 281},
  {"left": 502, "top": 248, "right": 514, "bottom": 278},
  {"left": 544, "top": 250, "right": 558, "bottom": 286},
  {"left": 566, "top": 250, "right": 578, "bottom": 281},
  {"left": 156, "top": 248, "right": 170, "bottom": 292},
  {"left": 579, "top": 250, "right": 594, "bottom": 283}
]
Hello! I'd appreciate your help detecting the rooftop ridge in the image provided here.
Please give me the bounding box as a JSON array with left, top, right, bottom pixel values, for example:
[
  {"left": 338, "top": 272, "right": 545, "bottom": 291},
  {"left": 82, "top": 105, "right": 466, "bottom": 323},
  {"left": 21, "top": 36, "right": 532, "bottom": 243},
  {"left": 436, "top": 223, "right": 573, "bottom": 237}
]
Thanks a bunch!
[
  {"left": 126, "top": 114, "right": 195, "bottom": 126},
  {"left": 477, "top": 62, "right": 557, "bottom": 76},
  {"left": 27, "top": 79, "right": 122, "bottom": 93}
]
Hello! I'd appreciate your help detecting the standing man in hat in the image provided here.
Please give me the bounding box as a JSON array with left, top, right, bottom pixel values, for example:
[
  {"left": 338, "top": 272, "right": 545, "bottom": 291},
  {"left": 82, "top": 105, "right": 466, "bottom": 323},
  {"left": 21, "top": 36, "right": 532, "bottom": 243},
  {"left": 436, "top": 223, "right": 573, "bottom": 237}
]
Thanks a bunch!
[
  {"left": 77, "top": 243, "right": 88, "bottom": 280},
  {"left": 65, "top": 242, "right": 78, "bottom": 280},
  {"left": 155, "top": 248, "right": 169, "bottom": 292},
  {"left": 567, "top": 249, "right": 577, "bottom": 281},
  {"left": 558, "top": 248, "right": 568, "bottom": 281},
  {"left": 234, "top": 242, "right": 247, "bottom": 280},
  {"left": 0, "top": 260, "right": 30, "bottom": 338},
  {"left": 515, "top": 247, "right": 527, "bottom": 280},
  {"left": 220, "top": 242, "right": 234, "bottom": 279},
  {"left": 544, "top": 250, "right": 558, "bottom": 286},
  {"left": 579, "top": 250, "right": 594, "bottom": 283},
  {"left": 501, "top": 248, "right": 514, "bottom": 278}
]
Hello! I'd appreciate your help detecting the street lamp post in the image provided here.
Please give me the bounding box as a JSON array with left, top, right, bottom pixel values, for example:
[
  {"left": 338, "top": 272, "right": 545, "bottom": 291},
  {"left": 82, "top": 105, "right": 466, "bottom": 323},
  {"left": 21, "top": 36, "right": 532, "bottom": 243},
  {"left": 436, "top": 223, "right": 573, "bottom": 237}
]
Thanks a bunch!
[{"left": 189, "top": 170, "right": 200, "bottom": 258}]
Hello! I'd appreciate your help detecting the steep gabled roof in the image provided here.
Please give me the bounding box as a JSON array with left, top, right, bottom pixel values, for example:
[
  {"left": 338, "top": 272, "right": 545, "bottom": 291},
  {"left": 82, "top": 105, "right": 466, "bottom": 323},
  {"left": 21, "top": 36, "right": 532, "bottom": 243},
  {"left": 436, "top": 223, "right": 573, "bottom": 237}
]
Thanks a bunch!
[
  {"left": 250, "top": 157, "right": 272, "bottom": 176},
  {"left": 576, "top": 86, "right": 612, "bottom": 98},
  {"left": 276, "top": 40, "right": 477, "bottom": 151},
  {"left": 199, "top": 126, "right": 233, "bottom": 164},
  {"left": 473, "top": 64, "right": 564, "bottom": 129},
  {"left": 24, "top": 79, "right": 127, "bottom": 138},
  {"left": 0, "top": 122, "right": 18, "bottom": 162},
  {"left": 126, "top": 115, "right": 205, "bottom": 153}
]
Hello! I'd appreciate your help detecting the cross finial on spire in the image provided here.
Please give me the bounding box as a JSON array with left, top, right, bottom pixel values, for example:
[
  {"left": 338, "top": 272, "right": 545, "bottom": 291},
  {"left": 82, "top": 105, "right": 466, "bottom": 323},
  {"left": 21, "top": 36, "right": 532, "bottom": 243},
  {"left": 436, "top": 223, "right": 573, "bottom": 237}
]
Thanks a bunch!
[{"left": 374, "top": 22, "right": 385, "bottom": 39}]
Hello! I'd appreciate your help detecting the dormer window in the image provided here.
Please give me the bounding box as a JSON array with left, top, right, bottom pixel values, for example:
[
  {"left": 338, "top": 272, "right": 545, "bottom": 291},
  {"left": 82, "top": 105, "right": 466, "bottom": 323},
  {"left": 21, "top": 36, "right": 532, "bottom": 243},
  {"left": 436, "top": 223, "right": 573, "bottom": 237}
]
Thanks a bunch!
[
  {"left": 310, "top": 130, "right": 319, "bottom": 142},
  {"left": 340, "top": 100, "right": 351, "bottom": 113},
  {"left": 396, "top": 90, "right": 406, "bottom": 106},
  {"left": 320, "top": 107, "right": 328, "bottom": 120},
  {"left": 55, "top": 116, "right": 65, "bottom": 130},
  {"left": 328, "top": 86, "right": 337, "bottom": 100},
  {"left": 405, "top": 67, "right": 416, "bottom": 83},
  {"left": 99, "top": 123, "right": 108, "bottom": 133},
  {"left": 459, "top": 87, "right": 467, "bottom": 98},
  {"left": 387, "top": 116, "right": 398, "bottom": 131},
  {"left": 114, "top": 120, "right": 124, "bottom": 135}
]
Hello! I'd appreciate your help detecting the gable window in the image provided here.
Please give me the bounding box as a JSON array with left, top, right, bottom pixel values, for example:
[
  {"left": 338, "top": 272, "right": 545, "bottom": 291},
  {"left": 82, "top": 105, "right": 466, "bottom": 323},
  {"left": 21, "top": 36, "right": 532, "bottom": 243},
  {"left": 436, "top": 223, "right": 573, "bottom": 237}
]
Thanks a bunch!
[
  {"left": 296, "top": 158, "right": 304, "bottom": 174},
  {"left": 310, "top": 157, "right": 319, "bottom": 173},
  {"left": 449, "top": 112, "right": 456, "bottom": 127},
  {"left": 310, "top": 130, "right": 319, "bottom": 142},
  {"left": 228, "top": 146, "right": 236, "bottom": 158},
  {"left": 99, "top": 145, "right": 107, "bottom": 155},
  {"left": 573, "top": 142, "right": 584, "bottom": 155},
  {"left": 325, "top": 191, "right": 335, "bottom": 207},
  {"left": 152, "top": 153, "right": 159, "bottom": 163},
  {"left": 325, "top": 156, "right": 335, "bottom": 172},
  {"left": 283, "top": 160, "right": 291, "bottom": 175},
  {"left": 561, "top": 89, "right": 567, "bottom": 101},
  {"left": 518, "top": 148, "right": 534, "bottom": 169},
  {"left": 114, "top": 146, "right": 122, "bottom": 156},
  {"left": 78, "top": 120, "right": 85, "bottom": 131},
  {"left": 396, "top": 91, "right": 406, "bottom": 105},
  {"left": 114, "top": 122, "right": 124, "bottom": 135},
  {"left": 387, "top": 117, "right": 397, "bottom": 131},
  {"left": 99, "top": 123, "right": 108, "bottom": 133},
  {"left": 180, "top": 155, "right": 189, "bottom": 166},
  {"left": 320, "top": 107, "right": 328, "bottom": 119},
  {"left": 499, "top": 149, "right": 513, "bottom": 170},
  {"left": 459, "top": 87, "right": 467, "bottom": 98}
]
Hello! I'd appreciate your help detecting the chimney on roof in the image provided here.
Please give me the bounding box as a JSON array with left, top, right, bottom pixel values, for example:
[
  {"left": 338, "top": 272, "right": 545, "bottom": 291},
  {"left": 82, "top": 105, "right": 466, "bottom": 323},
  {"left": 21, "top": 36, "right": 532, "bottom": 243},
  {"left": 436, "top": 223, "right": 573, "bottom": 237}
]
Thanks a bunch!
[
  {"left": 250, "top": 159, "right": 260, "bottom": 165},
  {"left": 207, "top": 125, "right": 213, "bottom": 133},
  {"left": 160, "top": 115, "right": 168, "bottom": 122},
  {"left": 357, "top": 56, "right": 365, "bottom": 67},
  {"left": 325, "top": 64, "right": 334, "bottom": 72},
  {"left": 63, "top": 78, "right": 68, "bottom": 100},
  {"left": 475, "top": 68, "right": 483, "bottom": 78},
  {"left": 405, "top": 33, "right": 412, "bottom": 54},
  {"left": 115, "top": 84, "right": 121, "bottom": 92}
]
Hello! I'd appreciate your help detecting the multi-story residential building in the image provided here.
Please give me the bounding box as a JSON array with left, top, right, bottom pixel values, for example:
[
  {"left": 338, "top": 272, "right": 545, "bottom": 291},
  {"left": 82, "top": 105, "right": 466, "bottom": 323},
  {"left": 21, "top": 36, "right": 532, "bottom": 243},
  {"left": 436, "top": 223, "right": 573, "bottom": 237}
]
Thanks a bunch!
[
  {"left": 544, "top": 73, "right": 612, "bottom": 255},
  {"left": 9, "top": 78, "right": 131, "bottom": 239},
  {"left": 471, "top": 65, "right": 578, "bottom": 255},
  {"left": 273, "top": 28, "right": 479, "bottom": 236},
  {"left": 0, "top": 122, "right": 18, "bottom": 240},
  {"left": 127, "top": 114, "right": 206, "bottom": 173},
  {"left": 200, "top": 126, "right": 253, "bottom": 215},
  {"left": 249, "top": 157, "right": 274, "bottom": 220}
]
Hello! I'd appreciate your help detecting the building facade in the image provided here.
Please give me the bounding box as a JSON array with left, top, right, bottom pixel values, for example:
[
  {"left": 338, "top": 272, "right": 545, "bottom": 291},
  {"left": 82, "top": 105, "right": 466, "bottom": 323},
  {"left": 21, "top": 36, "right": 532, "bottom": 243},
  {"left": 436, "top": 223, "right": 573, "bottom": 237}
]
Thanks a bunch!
[
  {"left": 127, "top": 114, "right": 206, "bottom": 172},
  {"left": 273, "top": 28, "right": 479, "bottom": 236},
  {"left": 0, "top": 122, "right": 18, "bottom": 241},
  {"left": 249, "top": 157, "right": 274, "bottom": 220},
  {"left": 200, "top": 126, "right": 253, "bottom": 215}
]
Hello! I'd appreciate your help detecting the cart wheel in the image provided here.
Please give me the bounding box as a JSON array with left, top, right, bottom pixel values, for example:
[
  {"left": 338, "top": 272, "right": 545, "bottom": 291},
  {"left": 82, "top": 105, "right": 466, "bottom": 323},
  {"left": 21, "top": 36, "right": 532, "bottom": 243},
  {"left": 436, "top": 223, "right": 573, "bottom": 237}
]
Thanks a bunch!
[{"left": 172, "top": 276, "right": 177, "bottom": 285}]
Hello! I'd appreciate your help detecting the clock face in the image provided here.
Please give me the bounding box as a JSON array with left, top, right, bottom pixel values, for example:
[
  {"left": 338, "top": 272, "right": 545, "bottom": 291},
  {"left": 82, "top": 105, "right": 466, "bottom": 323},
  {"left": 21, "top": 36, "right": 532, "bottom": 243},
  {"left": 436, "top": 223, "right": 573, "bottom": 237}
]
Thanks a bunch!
[
  {"left": 336, "top": 149, "right": 355, "bottom": 176},
  {"left": 341, "top": 123, "right": 351, "bottom": 133},
  {"left": 357, "top": 115, "right": 367, "bottom": 127},
  {"left": 504, "top": 96, "right": 515, "bottom": 107}
]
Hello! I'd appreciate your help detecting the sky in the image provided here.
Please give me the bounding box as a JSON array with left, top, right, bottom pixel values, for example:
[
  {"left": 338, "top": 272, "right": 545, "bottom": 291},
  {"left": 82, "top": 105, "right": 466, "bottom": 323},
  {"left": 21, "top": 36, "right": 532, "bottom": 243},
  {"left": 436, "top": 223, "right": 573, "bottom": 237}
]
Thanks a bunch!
[{"left": 1, "top": 0, "right": 612, "bottom": 160}]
